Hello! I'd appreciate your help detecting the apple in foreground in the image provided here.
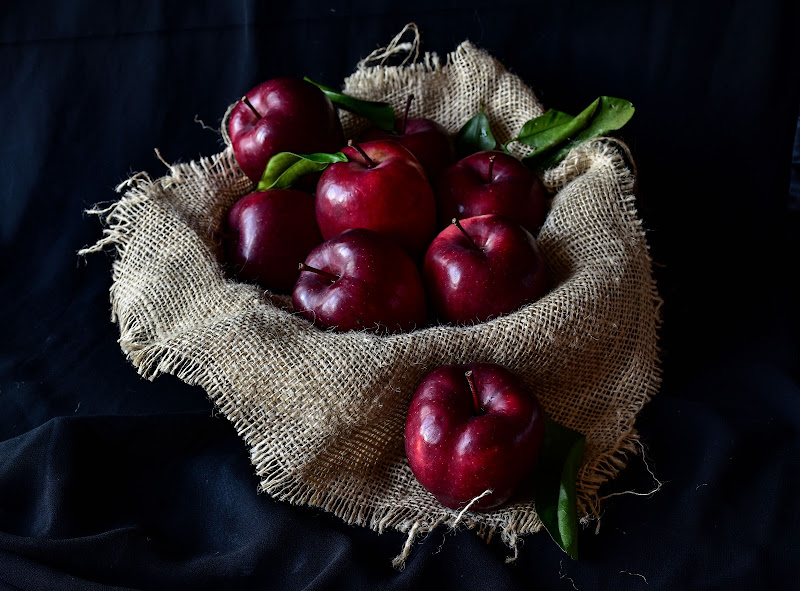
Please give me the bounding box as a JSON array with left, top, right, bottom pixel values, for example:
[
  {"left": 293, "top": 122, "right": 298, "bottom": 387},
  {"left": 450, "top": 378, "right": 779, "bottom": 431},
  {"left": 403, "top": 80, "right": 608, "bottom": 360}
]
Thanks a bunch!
[
  {"left": 405, "top": 362, "right": 546, "bottom": 511},
  {"left": 436, "top": 150, "right": 547, "bottom": 233},
  {"left": 423, "top": 214, "right": 549, "bottom": 325},
  {"left": 315, "top": 140, "right": 437, "bottom": 259},
  {"left": 358, "top": 95, "right": 456, "bottom": 180},
  {"left": 225, "top": 189, "right": 322, "bottom": 293},
  {"left": 292, "top": 228, "right": 427, "bottom": 334},
  {"left": 228, "top": 77, "right": 345, "bottom": 183}
]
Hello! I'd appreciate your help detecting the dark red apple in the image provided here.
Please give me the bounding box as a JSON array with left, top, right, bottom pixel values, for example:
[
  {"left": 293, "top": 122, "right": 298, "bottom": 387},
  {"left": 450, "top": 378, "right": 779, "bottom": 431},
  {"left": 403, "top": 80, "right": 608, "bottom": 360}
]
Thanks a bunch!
[
  {"left": 405, "top": 362, "right": 546, "bottom": 511},
  {"left": 358, "top": 95, "right": 456, "bottom": 180},
  {"left": 228, "top": 78, "right": 345, "bottom": 183},
  {"left": 315, "top": 140, "right": 437, "bottom": 259},
  {"left": 292, "top": 228, "right": 427, "bottom": 334},
  {"left": 225, "top": 189, "right": 322, "bottom": 293},
  {"left": 423, "top": 214, "right": 549, "bottom": 324},
  {"left": 436, "top": 150, "right": 547, "bottom": 233}
]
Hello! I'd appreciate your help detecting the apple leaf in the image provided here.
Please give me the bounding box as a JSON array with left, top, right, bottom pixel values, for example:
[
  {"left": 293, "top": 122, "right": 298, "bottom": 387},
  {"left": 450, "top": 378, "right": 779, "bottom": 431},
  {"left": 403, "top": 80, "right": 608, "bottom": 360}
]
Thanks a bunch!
[
  {"left": 569, "top": 96, "right": 635, "bottom": 144},
  {"left": 513, "top": 96, "right": 634, "bottom": 171},
  {"left": 304, "top": 77, "right": 396, "bottom": 131},
  {"left": 533, "top": 417, "right": 585, "bottom": 560},
  {"left": 510, "top": 100, "right": 598, "bottom": 154},
  {"left": 257, "top": 151, "right": 347, "bottom": 191},
  {"left": 455, "top": 109, "right": 497, "bottom": 157}
]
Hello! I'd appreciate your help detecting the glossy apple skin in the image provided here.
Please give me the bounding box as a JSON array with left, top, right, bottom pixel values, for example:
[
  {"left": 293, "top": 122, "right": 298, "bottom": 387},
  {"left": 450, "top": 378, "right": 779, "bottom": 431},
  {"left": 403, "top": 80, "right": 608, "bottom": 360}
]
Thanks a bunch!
[
  {"left": 436, "top": 150, "right": 547, "bottom": 233},
  {"left": 228, "top": 78, "right": 345, "bottom": 183},
  {"left": 292, "top": 228, "right": 427, "bottom": 334},
  {"left": 225, "top": 190, "right": 322, "bottom": 293},
  {"left": 405, "top": 362, "right": 546, "bottom": 511},
  {"left": 358, "top": 118, "right": 456, "bottom": 180},
  {"left": 423, "top": 214, "right": 549, "bottom": 325},
  {"left": 315, "top": 140, "right": 437, "bottom": 259}
]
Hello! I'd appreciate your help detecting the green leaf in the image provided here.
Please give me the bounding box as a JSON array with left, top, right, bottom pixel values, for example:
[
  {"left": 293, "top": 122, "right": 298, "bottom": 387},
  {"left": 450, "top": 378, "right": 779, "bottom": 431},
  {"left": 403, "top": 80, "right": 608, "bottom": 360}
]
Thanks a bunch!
[
  {"left": 455, "top": 110, "right": 497, "bottom": 157},
  {"left": 257, "top": 151, "right": 347, "bottom": 191},
  {"left": 304, "top": 77, "right": 396, "bottom": 131},
  {"left": 534, "top": 417, "right": 585, "bottom": 560},
  {"left": 523, "top": 96, "right": 635, "bottom": 171},
  {"left": 512, "top": 100, "right": 598, "bottom": 154},
  {"left": 571, "top": 96, "right": 635, "bottom": 142}
]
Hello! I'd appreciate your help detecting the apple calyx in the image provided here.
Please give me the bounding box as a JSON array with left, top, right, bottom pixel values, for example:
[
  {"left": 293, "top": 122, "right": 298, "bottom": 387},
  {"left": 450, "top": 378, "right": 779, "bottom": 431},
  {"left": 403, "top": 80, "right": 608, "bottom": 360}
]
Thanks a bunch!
[
  {"left": 347, "top": 139, "right": 376, "bottom": 168},
  {"left": 400, "top": 94, "right": 414, "bottom": 135},
  {"left": 241, "top": 95, "right": 262, "bottom": 120},
  {"left": 452, "top": 218, "right": 483, "bottom": 252},
  {"left": 486, "top": 155, "right": 496, "bottom": 184},
  {"left": 298, "top": 262, "right": 340, "bottom": 283},
  {"left": 464, "top": 370, "right": 484, "bottom": 415}
]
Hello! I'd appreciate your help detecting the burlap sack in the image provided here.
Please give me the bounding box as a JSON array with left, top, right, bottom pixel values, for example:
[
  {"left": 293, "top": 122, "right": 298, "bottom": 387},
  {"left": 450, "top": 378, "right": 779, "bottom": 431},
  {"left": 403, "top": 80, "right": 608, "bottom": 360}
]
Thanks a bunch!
[{"left": 83, "top": 25, "right": 661, "bottom": 565}]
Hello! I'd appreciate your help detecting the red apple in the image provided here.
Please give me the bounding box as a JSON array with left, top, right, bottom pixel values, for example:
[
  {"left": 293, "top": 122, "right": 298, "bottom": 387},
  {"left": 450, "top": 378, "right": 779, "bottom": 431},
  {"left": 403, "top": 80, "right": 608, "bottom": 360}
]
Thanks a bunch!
[
  {"left": 358, "top": 95, "right": 456, "bottom": 180},
  {"left": 228, "top": 78, "right": 345, "bottom": 183},
  {"left": 436, "top": 150, "right": 547, "bottom": 233},
  {"left": 292, "top": 228, "right": 427, "bottom": 334},
  {"left": 225, "top": 189, "right": 322, "bottom": 293},
  {"left": 315, "top": 140, "right": 437, "bottom": 259},
  {"left": 423, "top": 214, "right": 549, "bottom": 324},
  {"left": 405, "top": 362, "right": 546, "bottom": 511}
]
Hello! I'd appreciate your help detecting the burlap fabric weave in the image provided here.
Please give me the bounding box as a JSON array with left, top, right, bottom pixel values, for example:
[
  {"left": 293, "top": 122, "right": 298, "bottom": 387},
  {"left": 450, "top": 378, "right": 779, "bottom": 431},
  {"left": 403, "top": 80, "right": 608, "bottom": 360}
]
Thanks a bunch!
[{"left": 83, "top": 25, "right": 661, "bottom": 564}]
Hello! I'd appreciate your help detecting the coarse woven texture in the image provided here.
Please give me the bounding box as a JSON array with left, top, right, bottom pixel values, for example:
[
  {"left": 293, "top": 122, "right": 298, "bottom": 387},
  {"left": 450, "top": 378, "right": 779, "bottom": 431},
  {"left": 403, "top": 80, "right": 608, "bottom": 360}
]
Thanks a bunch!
[{"left": 83, "top": 26, "right": 661, "bottom": 565}]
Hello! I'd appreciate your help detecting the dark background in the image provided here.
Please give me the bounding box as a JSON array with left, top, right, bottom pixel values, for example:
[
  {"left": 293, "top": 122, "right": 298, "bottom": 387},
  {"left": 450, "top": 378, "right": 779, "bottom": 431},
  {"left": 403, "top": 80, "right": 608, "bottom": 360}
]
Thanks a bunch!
[{"left": 2, "top": 1, "right": 799, "bottom": 589}]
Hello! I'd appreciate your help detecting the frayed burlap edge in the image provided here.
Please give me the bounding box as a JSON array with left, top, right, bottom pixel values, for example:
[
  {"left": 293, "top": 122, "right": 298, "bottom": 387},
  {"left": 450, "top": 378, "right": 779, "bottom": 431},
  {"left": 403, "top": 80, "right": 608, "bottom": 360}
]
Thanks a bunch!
[
  {"left": 80, "top": 139, "right": 661, "bottom": 567},
  {"left": 80, "top": 28, "right": 662, "bottom": 568}
]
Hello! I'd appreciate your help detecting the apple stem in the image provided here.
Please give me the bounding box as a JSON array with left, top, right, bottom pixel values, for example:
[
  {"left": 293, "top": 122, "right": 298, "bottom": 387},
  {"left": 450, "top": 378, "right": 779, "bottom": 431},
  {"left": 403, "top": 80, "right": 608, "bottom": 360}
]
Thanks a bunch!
[
  {"left": 348, "top": 139, "right": 376, "bottom": 168},
  {"left": 452, "top": 218, "right": 483, "bottom": 252},
  {"left": 298, "top": 262, "right": 340, "bottom": 283},
  {"left": 465, "top": 371, "right": 482, "bottom": 414},
  {"left": 486, "top": 155, "right": 496, "bottom": 184},
  {"left": 241, "top": 95, "right": 262, "bottom": 120},
  {"left": 400, "top": 94, "right": 414, "bottom": 135}
]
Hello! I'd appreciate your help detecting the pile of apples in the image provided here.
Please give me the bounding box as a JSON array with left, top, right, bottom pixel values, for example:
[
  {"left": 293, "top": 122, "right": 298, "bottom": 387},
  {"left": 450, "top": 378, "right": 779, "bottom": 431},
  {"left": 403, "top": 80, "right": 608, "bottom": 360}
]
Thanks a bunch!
[
  {"left": 225, "top": 77, "right": 551, "bottom": 512},
  {"left": 225, "top": 77, "right": 551, "bottom": 334}
]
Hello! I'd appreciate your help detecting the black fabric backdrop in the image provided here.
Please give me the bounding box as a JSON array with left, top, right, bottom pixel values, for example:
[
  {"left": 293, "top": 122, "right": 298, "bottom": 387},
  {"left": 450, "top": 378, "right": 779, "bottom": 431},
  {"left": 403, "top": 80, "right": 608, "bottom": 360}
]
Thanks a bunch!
[{"left": 2, "top": 1, "right": 799, "bottom": 589}]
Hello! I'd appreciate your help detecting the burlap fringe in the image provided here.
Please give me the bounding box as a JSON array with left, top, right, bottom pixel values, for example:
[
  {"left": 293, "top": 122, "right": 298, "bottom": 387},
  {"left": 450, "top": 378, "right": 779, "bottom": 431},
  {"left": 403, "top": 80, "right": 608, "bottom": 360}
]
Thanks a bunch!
[
  {"left": 80, "top": 139, "right": 660, "bottom": 569},
  {"left": 80, "top": 28, "right": 662, "bottom": 569}
]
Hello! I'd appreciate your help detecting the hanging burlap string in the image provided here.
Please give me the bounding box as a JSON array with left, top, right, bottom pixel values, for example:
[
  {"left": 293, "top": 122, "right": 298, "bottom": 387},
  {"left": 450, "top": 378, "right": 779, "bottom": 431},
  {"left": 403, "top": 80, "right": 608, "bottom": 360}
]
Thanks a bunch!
[{"left": 82, "top": 25, "right": 661, "bottom": 567}]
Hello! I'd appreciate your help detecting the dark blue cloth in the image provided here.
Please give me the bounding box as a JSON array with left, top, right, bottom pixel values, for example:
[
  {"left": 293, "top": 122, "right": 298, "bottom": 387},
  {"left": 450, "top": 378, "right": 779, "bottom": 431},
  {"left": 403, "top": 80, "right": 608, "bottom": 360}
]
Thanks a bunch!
[{"left": 2, "top": 1, "right": 799, "bottom": 589}]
